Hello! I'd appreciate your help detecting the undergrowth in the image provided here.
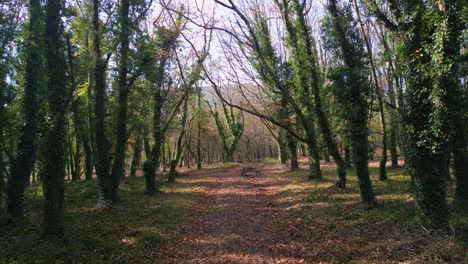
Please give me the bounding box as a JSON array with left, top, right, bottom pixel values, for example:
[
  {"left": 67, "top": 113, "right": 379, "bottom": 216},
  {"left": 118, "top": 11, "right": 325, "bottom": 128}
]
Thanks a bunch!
[
  {"left": 0, "top": 176, "right": 204, "bottom": 263},
  {"left": 273, "top": 166, "right": 467, "bottom": 263}
]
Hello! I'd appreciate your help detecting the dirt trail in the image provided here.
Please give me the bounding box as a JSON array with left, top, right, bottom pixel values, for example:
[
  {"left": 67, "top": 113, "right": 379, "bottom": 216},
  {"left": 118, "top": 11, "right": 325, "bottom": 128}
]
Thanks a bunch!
[{"left": 156, "top": 164, "right": 311, "bottom": 264}]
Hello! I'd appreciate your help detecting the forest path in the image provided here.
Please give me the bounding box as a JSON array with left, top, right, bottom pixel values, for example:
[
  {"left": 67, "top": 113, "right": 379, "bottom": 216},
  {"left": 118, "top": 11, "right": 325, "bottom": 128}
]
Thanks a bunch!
[{"left": 155, "top": 163, "right": 310, "bottom": 263}]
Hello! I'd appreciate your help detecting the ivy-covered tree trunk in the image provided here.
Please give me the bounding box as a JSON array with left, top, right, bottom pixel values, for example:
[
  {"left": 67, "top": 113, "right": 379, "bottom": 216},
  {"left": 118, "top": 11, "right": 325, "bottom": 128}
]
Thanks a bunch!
[
  {"left": 43, "top": 0, "right": 68, "bottom": 237},
  {"left": 290, "top": 0, "right": 346, "bottom": 187},
  {"left": 210, "top": 101, "right": 244, "bottom": 164},
  {"left": 344, "top": 145, "right": 351, "bottom": 168},
  {"left": 130, "top": 134, "right": 142, "bottom": 177},
  {"left": 144, "top": 90, "right": 163, "bottom": 194},
  {"left": 327, "top": 0, "right": 375, "bottom": 206},
  {"left": 278, "top": 128, "right": 289, "bottom": 164},
  {"left": 73, "top": 141, "right": 81, "bottom": 181},
  {"left": 197, "top": 86, "right": 202, "bottom": 170},
  {"left": 288, "top": 133, "right": 299, "bottom": 170},
  {"left": 401, "top": 2, "right": 449, "bottom": 226},
  {"left": 0, "top": 65, "right": 6, "bottom": 211},
  {"left": 387, "top": 67, "right": 399, "bottom": 168},
  {"left": 439, "top": 0, "right": 467, "bottom": 205},
  {"left": 352, "top": 0, "right": 387, "bottom": 181},
  {"left": 306, "top": 139, "right": 322, "bottom": 181},
  {"left": 6, "top": 0, "right": 43, "bottom": 219},
  {"left": 85, "top": 59, "right": 95, "bottom": 181},
  {"left": 83, "top": 134, "right": 93, "bottom": 180},
  {"left": 93, "top": 0, "right": 113, "bottom": 205},
  {"left": 110, "top": 0, "right": 131, "bottom": 192},
  {"left": 168, "top": 97, "right": 189, "bottom": 183}
]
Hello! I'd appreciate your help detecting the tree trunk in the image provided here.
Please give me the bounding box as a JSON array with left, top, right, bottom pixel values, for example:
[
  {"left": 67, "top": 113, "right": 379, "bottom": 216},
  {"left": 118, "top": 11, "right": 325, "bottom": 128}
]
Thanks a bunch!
[
  {"left": 130, "top": 135, "right": 142, "bottom": 177},
  {"left": 441, "top": 0, "right": 467, "bottom": 205},
  {"left": 6, "top": 0, "right": 43, "bottom": 218},
  {"left": 387, "top": 66, "right": 399, "bottom": 168},
  {"left": 72, "top": 140, "right": 81, "bottom": 181},
  {"left": 288, "top": 134, "right": 299, "bottom": 170},
  {"left": 352, "top": 0, "right": 387, "bottom": 181},
  {"left": 197, "top": 87, "right": 202, "bottom": 170},
  {"left": 327, "top": 0, "right": 374, "bottom": 205},
  {"left": 93, "top": 0, "right": 112, "bottom": 206},
  {"left": 43, "top": 0, "right": 67, "bottom": 237},
  {"left": 144, "top": 89, "right": 164, "bottom": 194},
  {"left": 83, "top": 135, "right": 93, "bottom": 180},
  {"left": 110, "top": 0, "right": 131, "bottom": 191},
  {"left": 306, "top": 141, "right": 322, "bottom": 181},
  {"left": 323, "top": 147, "right": 331, "bottom": 162}
]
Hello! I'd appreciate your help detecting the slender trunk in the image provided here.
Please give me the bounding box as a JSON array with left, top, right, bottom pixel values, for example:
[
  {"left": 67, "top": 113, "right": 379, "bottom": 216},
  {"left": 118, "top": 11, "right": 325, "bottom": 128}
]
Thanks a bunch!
[
  {"left": 162, "top": 140, "right": 167, "bottom": 172},
  {"left": 278, "top": 128, "right": 289, "bottom": 164},
  {"left": 245, "top": 136, "right": 252, "bottom": 162},
  {"left": 288, "top": 134, "right": 299, "bottom": 170},
  {"left": 144, "top": 90, "right": 163, "bottom": 194},
  {"left": 344, "top": 145, "right": 352, "bottom": 168},
  {"left": 144, "top": 135, "right": 151, "bottom": 159},
  {"left": 83, "top": 135, "right": 92, "bottom": 180},
  {"left": 73, "top": 141, "right": 81, "bottom": 181},
  {"left": 387, "top": 66, "right": 399, "bottom": 168},
  {"left": 352, "top": 0, "right": 387, "bottom": 181},
  {"left": 93, "top": 0, "right": 112, "bottom": 206},
  {"left": 323, "top": 147, "right": 331, "bottom": 162},
  {"left": 130, "top": 135, "right": 142, "bottom": 177},
  {"left": 306, "top": 140, "right": 322, "bottom": 180},
  {"left": 110, "top": 0, "right": 131, "bottom": 193},
  {"left": 67, "top": 123, "right": 75, "bottom": 181},
  {"left": 197, "top": 87, "right": 202, "bottom": 170}
]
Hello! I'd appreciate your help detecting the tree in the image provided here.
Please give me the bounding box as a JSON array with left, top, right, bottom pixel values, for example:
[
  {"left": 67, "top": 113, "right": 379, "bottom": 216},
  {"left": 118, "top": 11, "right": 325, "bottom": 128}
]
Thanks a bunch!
[
  {"left": 352, "top": 0, "right": 388, "bottom": 181},
  {"left": 6, "top": 0, "right": 44, "bottom": 219},
  {"left": 371, "top": 0, "right": 462, "bottom": 225},
  {"left": 211, "top": 1, "right": 324, "bottom": 180},
  {"left": 43, "top": 0, "right": 68, "bottom": 236},
  {"left": 0, "top": 0, "right": 22, "bottom": 212},
  {"left": 196, "top": 85, "right": 203, "bottom": 170},
  {"left": 276, "top": 0, "right": 347, "bottom": 186},
  {"left": 436, "top": 0, "right": 467, "bottom": 205},
  {"left": 208, "top": 100, "right": 244, "bottom": 162},
  {"left": 168, "top": 96, "right": 189, "bottom": 183},
  {"left": 325, "top": 0, "right": 375, "bottom": 206},
  {"left": 92, "top": 0, "right": 113, "bottom": 206},
  {"left": 109, "top": 0, "right": 130, "bottom": 187},
  {"left": 143, "top": 17, "right": 183, "bottom": 194}
]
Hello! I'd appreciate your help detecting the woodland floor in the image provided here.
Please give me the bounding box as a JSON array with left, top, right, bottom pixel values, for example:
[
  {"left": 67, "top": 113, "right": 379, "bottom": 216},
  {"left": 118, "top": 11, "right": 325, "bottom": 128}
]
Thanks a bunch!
[{"left": 0, "top": 159, "right": 467, "bottom": 263}]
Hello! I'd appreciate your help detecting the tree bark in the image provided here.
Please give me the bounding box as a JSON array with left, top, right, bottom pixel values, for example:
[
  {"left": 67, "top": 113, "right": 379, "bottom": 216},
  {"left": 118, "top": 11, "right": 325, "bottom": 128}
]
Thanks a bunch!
[
  {"left": 288, "top": 134, "right": 299, "bottom": 170},
  {"left": 144, "top": 90, "right": 163, "bottom": 194},
  {"left": 130, "top": 134, "right": 142, "bottom": 177}
]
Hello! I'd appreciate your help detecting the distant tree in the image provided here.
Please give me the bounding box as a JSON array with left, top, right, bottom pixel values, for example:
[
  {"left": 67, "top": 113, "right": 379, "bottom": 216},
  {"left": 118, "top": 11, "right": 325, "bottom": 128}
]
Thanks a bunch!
[{"left": 208, "top": 100, "right": 244, "bottom": 163}]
